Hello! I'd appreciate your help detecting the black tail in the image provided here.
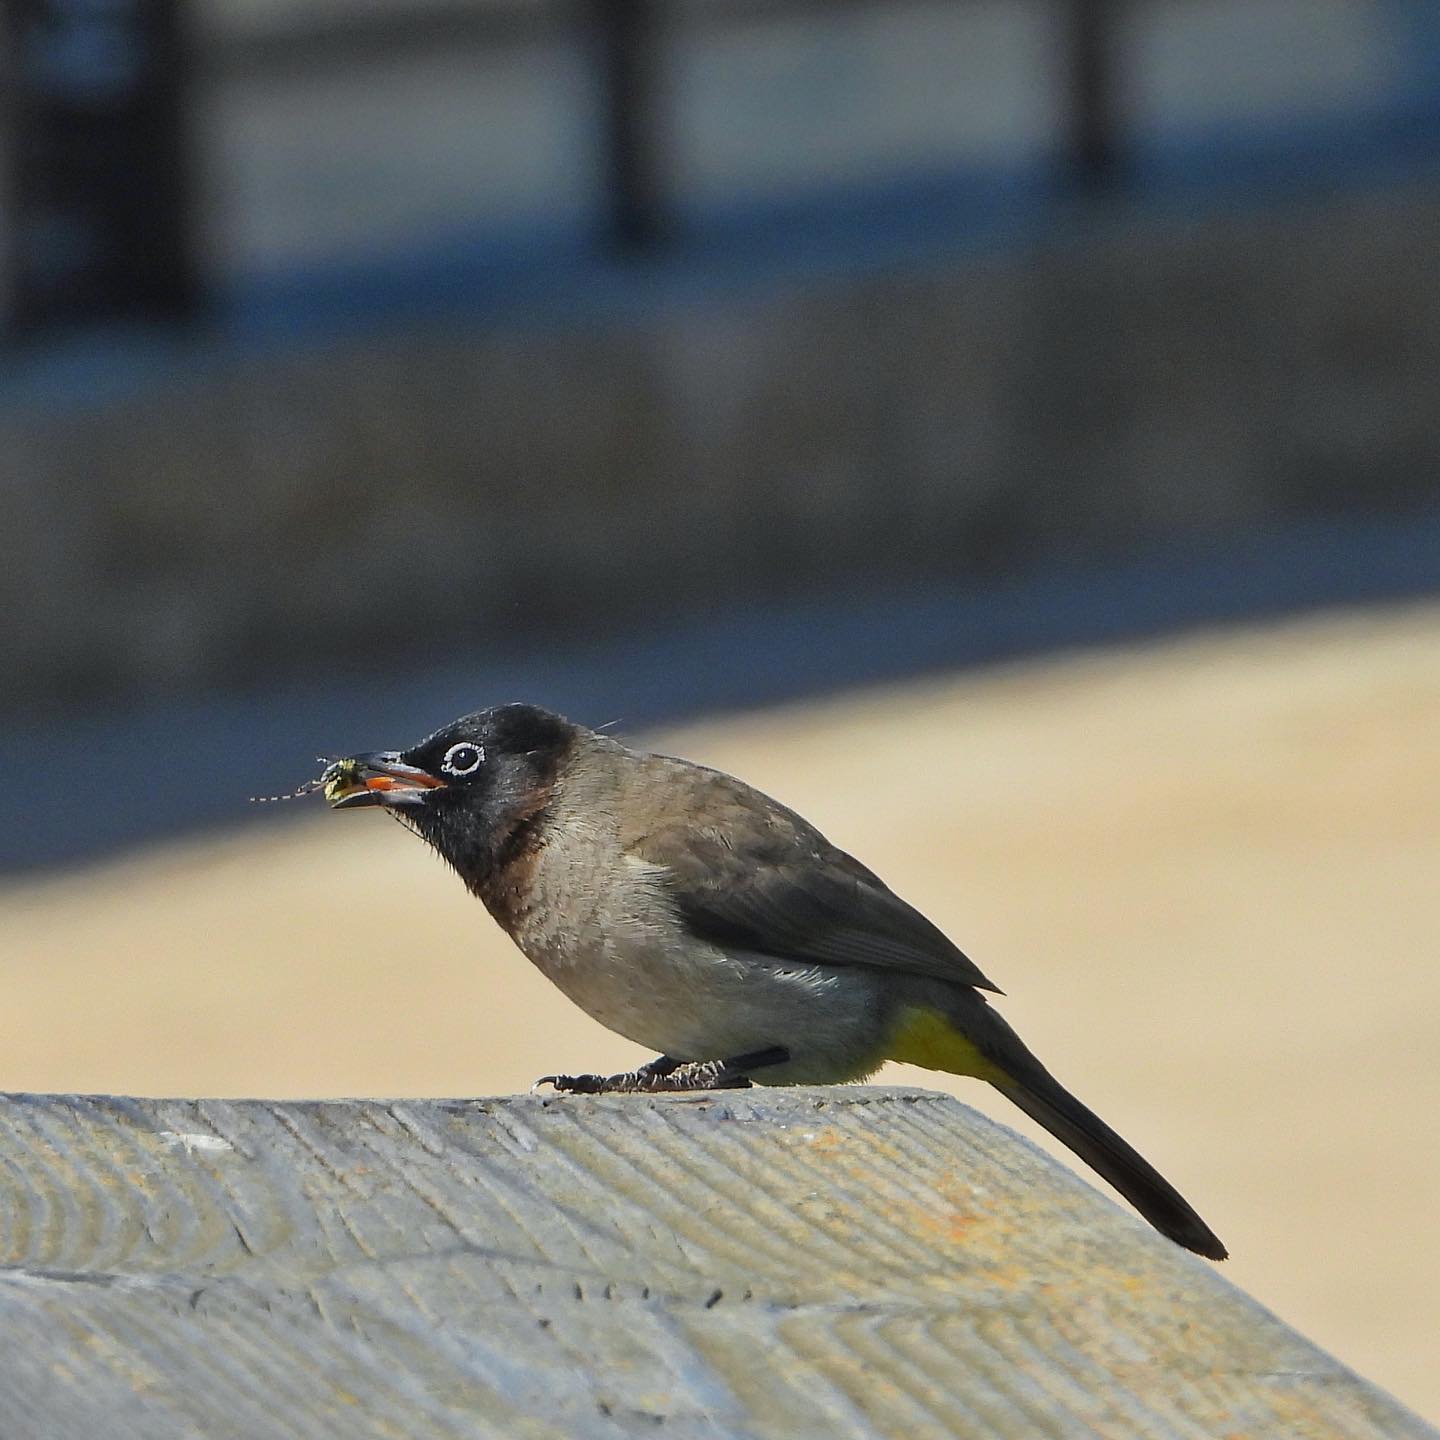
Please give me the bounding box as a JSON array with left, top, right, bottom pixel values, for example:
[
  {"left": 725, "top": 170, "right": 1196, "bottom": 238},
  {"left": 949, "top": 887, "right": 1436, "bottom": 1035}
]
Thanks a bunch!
[{"left": 990, "top": 1063, "right": 1228, "bottom": 1261}]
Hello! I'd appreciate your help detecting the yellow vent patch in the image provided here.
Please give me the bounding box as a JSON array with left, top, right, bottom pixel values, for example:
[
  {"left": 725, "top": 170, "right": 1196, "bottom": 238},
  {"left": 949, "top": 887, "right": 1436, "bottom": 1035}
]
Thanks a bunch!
[{"left": 888, "top": 1007, "right": 1008, "bottom": 1084}]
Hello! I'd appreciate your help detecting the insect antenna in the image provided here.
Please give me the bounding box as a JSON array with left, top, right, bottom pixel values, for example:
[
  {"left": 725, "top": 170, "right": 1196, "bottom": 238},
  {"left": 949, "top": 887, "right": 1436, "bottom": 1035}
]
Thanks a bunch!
[{"left": 249, "top": 760, "right": 333, "bottom": 805}]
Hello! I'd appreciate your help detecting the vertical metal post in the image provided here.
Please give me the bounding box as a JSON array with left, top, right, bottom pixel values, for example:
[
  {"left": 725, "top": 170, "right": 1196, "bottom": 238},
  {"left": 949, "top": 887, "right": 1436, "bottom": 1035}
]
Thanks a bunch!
[
  {"left": 2, "top": 0, "right": 200, "bottom": 339},
  {"left": 591, "top": 0, "right": 667, "bottom": 255},
  {"left": 1066, "top": 0, "right": 1123, "bottom": 192}
]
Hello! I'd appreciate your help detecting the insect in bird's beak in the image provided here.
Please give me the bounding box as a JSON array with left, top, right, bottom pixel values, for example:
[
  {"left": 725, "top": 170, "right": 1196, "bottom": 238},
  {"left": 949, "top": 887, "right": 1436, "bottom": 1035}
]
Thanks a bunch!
[
  {"left": 249, "top": 754, "right": 447, "bottom": 809},
  {"left": 317, "top": 752, "right": 447, "bottom": 809}
]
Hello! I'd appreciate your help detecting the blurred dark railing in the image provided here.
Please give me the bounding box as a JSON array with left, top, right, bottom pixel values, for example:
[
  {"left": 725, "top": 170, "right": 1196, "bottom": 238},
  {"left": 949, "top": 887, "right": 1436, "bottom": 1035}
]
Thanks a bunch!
[
  {"left": 2, "top": 0, "right": 1119, "bottom": 339},
  {"left": 592, "top": 0, "right": 672, "bottom": 254},
  {"left": 2, "top": 0, "right": 201, "bottom": 335},
  {"left": 1065, "top": 0, "right": 1121, "bottom": 192}
]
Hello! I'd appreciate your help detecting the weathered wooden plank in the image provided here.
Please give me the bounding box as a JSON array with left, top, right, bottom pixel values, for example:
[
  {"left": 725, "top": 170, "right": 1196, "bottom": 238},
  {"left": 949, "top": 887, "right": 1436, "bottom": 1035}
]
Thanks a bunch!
[{"left": 0, "top": 1088, "right": 1429, "bottom": 1440}]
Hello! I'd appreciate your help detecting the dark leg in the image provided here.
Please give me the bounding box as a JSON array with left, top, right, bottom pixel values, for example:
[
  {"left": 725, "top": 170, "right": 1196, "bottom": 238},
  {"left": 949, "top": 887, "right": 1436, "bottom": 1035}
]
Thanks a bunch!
[
  {"left": 533, "top": 1046, "right": 790, "bottom": 1095},
  {"left": 531, "top": 1054, "right": 679, "bottom": 1095}
]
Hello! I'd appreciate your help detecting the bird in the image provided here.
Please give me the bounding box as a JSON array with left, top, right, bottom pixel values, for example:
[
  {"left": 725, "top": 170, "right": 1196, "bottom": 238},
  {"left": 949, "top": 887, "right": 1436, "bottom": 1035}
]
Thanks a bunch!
[{"left": 321, "top": 701, "right": 1227, "bottom": 1260}]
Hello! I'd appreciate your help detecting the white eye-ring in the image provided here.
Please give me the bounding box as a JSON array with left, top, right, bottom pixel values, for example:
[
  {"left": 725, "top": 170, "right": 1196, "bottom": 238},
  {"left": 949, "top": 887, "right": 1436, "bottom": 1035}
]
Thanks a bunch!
[{"left": 441, "top": 741, "right": 484, "bottom": 777}]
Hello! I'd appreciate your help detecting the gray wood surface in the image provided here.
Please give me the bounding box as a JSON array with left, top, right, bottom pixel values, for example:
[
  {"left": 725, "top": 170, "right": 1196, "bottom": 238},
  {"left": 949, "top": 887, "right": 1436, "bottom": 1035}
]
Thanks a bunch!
[{"left": 0, "top": 1086, "right": 1429, "bottom": 1440}]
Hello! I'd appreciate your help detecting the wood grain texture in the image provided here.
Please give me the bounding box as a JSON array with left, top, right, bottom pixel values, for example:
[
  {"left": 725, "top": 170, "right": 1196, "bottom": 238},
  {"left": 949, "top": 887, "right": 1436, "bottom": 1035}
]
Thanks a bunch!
[{"left": 0, "top": 1087, "right": 1429, "bottom": 1440}]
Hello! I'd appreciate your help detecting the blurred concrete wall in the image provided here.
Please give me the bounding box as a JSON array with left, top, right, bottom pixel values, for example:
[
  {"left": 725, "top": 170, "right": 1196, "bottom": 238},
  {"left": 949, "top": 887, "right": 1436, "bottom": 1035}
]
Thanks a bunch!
[{"left": 4, "top": 175, "right": 1437, "bottom": 714}]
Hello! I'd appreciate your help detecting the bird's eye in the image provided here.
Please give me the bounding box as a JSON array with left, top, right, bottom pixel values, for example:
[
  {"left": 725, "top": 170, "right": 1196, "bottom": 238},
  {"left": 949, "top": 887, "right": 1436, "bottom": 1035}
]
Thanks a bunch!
[{"left": 441, "top": 742, "right": 484, "bottom": 777}]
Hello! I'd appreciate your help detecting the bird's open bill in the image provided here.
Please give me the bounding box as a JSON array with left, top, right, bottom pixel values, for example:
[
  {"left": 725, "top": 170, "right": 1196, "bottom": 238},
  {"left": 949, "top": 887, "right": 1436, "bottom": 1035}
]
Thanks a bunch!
[{"left": 322, "top": 753, "right": 446, "bottom": 809}]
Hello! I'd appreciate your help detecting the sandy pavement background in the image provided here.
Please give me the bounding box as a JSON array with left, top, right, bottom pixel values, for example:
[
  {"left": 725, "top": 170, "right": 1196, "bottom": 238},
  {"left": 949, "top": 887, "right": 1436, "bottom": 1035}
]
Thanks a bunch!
[{"left": 3, "top": 601, "right": 1437, "bottom": 1421}]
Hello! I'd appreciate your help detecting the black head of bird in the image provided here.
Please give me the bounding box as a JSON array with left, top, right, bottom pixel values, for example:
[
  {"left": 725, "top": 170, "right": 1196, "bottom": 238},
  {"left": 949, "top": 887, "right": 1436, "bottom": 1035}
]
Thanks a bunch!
[{"left": 323, "top": 703, "right": 575, "bottom": 878}]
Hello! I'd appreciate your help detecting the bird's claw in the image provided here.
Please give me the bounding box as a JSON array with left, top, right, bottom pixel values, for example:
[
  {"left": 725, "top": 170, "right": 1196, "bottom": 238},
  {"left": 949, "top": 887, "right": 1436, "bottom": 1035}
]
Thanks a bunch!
[
  {"left": 531, "top": 1061, "right": 760, "bottom": 1095},
  {"left": 530, "top": 1073, "right": 605, "bottom": 1095}
]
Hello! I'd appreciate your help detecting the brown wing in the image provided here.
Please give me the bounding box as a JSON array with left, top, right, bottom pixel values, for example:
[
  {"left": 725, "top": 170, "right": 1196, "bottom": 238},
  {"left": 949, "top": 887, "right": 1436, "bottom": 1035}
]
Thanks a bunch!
[{"left": 628, "top": 757, "right": 1002, "bottom": 994}]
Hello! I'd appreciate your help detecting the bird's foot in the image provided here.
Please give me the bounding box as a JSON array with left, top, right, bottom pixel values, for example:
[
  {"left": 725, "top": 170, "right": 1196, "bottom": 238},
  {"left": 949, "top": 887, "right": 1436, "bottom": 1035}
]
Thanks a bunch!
[
  {"left": 531, "top": 1047, "right": 789, "bottom": 1095},
  {"left": 531, "top": 1063, "right": 750, "bottom": 1094},
  {"left": 531, "top": 1055, "right": 680, "bottom": 1095}
]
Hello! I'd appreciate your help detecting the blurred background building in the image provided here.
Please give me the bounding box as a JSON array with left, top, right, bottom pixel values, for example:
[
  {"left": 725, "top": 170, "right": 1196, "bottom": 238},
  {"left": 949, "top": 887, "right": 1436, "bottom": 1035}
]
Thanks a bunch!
[
  {"left": 3, "top": 0, "right": 1440, "bottom": 1422},
  {"left": 4, "top": 0, "right": 1440, "bottom": 747}
]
